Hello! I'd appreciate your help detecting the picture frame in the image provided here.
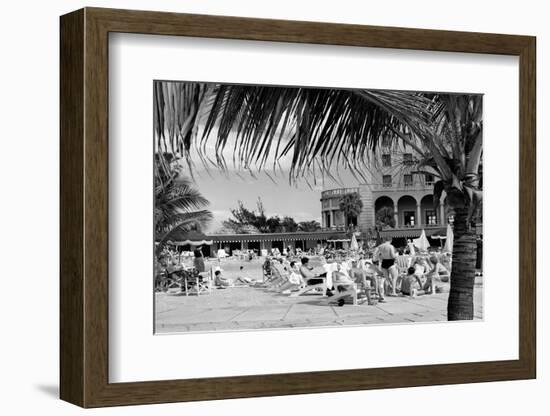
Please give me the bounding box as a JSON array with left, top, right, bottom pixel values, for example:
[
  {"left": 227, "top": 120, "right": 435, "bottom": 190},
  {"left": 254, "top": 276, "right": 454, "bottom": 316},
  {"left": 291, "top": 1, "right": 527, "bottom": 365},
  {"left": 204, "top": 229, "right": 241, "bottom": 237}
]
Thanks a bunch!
[{"left": 60, "top": 7, "right": 536, "bottom": 408}]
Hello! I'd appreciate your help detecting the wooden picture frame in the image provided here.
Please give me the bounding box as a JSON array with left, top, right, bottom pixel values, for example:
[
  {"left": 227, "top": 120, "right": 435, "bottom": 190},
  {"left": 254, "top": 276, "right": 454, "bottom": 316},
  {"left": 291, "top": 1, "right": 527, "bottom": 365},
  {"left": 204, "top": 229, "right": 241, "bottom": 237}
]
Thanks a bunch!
[{"left": 60, "top": 7, "right": 536, "bottom": 408}]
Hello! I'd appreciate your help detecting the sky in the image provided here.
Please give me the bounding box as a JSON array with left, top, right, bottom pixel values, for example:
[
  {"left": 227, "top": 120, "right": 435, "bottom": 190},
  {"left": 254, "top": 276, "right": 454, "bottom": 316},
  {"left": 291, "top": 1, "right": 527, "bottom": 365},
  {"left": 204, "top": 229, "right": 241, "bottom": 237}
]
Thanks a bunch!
[
  {"left": 180, "top": 126, "right": 362, "bottom": 233},
  {"left": 185, "top": 159, "right": 360, "bottom": 233}
]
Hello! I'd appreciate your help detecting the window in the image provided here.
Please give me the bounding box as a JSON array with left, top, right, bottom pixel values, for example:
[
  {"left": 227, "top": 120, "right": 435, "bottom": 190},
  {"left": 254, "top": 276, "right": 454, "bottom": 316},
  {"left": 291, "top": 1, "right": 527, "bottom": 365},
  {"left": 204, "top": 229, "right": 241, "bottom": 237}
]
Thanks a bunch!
[
  {"left": 382, "top": 175, "right": 392, "bottom": 187},
  {"left": 403, "top": 153, "right": 414, "bottom": 165},
  {"left": 425, "top": 210, "right": 437, "bottom": 225},
  {"left": 403, "top": 211, "right": 416, "bottom": 227},
  {"left": 382, "top": 154, "right": 392, "bottom": 167},
  {"left": 404, "top": 174, "right": 413, "bottom": 187},
  {"left": 425, "top": 174, "right": 435, "bottom": 185}
]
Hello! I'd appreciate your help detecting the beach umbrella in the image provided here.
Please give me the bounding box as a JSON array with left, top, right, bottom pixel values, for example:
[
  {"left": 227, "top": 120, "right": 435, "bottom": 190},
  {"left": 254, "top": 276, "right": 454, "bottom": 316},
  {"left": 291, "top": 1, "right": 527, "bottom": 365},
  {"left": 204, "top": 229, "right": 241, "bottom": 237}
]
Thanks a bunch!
[
  {"left": 443, "top": 223, "right": 454, "bottom": 253},
  {"left": 413, "top": 229, "right": 430, "bottom": 252},
  {"left": 350, "top": 233, "right": 359, "bottom": 251}
]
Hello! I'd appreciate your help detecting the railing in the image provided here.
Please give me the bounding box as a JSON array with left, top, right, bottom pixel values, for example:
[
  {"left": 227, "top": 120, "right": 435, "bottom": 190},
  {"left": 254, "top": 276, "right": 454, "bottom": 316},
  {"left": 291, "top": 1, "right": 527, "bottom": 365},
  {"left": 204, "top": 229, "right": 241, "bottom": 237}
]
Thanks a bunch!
[
  {"left": 320, "top": 225, "right": 358, "bottom": 232},
  {"left": 321, "top": 226, "right": 346, "bottom": 232},
  {"left": 321, "top": 187, "right": 360, "bottom": 198},
  {"left": 395, "top": 223, "right": 444, "bottom": 229},
  {"left": 371, "top": 183, "right": 433, "bottom": 192}
]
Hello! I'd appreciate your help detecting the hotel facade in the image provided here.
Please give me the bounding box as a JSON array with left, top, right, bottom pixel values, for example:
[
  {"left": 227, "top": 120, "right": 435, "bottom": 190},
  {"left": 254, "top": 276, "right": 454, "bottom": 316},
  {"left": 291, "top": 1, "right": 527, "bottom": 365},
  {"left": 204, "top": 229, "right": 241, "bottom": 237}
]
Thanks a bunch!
[{"left": 321, "top": 146, "right": 452, "bottom": 240}]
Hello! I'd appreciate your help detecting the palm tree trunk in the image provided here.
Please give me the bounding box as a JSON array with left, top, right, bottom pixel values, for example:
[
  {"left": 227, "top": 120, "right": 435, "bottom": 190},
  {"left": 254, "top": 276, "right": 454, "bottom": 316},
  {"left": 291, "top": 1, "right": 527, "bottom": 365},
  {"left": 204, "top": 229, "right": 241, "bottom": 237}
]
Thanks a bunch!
[{"left": 447, "top": 207, "right": 477, "bottom": 320}]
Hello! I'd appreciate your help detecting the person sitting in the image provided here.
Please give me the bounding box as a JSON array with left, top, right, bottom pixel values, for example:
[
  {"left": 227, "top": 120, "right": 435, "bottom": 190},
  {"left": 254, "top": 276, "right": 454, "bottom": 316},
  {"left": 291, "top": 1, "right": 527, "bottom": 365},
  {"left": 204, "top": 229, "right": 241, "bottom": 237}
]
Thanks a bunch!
[
  {"left": 290, "top": 256, "right": 328, "bottom": 296},
  {"left": 413, "top": 256, "right": 428, "bottom": 277},
  {"left": 440, "top": 252, "right": 453, "bottom": 276},
  {"left": 277, "top": 261, "right": 304, "bottom": 294},
  {"left": 362, "top": 260, "right": 386, "bottom": 302},
  {"left": 412, "top": 259, "right": 435, "bottom": 295},
  {"left": 428, "top": 256, "right": 450, "bottom": 283},
  {"left": 214, "top": 270, "right": 232, "bottom": 287},
  {"left": 299, "top": 257, "right": 326, "bottom": 285},
  {"left": 326, "top": 263, "right": 358, "bottom": 306},
  {"left": 332, "top": 264, "right": 354, "bottom": 290},
  {"left": 349, "top": 260, "right": 373, "bottom": 303},
  {"left": 401, "top": 267, "right": 421, "bottom": 297}
]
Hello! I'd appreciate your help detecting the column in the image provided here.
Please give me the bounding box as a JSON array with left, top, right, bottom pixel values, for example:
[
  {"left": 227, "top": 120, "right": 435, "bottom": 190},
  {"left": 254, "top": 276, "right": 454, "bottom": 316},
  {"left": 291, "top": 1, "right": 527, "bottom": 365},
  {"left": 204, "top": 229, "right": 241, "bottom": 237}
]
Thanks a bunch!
[
  {"left": 393, "top": 203, "right": 399, "bottom": 227},
  {"left": 321, "top": 212, "right": 326, "bottom": 228},
  {"left": 440, "top": 204, "right": 446, "bottom": 225},
  {"left": 357, "top": 183, "right": 374, "bottom": 231},
  {"left": 416, "top": 204, "right": 422, "bottom": 227}
]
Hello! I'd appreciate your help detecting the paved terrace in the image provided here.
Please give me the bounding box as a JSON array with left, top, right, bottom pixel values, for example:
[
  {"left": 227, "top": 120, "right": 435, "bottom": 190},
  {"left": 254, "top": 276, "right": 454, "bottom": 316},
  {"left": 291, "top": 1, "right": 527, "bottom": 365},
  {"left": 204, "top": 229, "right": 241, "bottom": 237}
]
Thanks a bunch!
[{"left": 155, "top": 263, "right": 483, "bottom": 333}]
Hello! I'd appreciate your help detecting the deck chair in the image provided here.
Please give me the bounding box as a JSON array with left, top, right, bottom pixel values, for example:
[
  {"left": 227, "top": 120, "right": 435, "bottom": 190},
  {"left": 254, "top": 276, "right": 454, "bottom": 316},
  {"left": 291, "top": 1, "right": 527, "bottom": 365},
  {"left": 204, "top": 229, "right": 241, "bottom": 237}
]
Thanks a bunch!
[
  {"left": 265, "top": 263, "right": 290, "bottom": 290},
  {"left": 394, "top": 256, "right": 411, "bottom": 293},
  {"left": 184, "top": 269, "right": 210, "bottom": 296},
  {"left": 320, "top": 282, "right": 359, "bottom": 305},
  {"left": 164, "top": 268, "right": 186, "bottom": 294},
  {"left": 289, "top": 275, "right": 327, "bottom": 297}
]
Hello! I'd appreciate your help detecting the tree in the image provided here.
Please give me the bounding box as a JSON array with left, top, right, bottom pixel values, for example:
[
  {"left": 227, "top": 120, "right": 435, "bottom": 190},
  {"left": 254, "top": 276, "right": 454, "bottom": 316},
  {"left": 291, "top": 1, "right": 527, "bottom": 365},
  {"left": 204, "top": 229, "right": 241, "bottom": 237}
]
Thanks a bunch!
[
  {"left": 338, "top": 192, "right": 363, "bottom": 227},
  {"left": 266, "top": 216, "right": 282, "bottom": 233},
  {"left": 153, "top": 82, "right": 213, "bottom": 250},
  {"left": 375, "top": 206, "right": 396, "bottom": 229},
  {"left": 280, "top": 216, "right": 299, "bottom": 232},
  {"left": 297, "top": 220, "right": 322, "bottom": 232},
  {"left": 155, "top": 83, "right": 482, "bottom": 321},
  {"left": 222, "top": 199, "right": 264, "bottom": 233},
  {"left": 222, "top": 200, "right": 303, "bottom": 233},
  {"left": 154, "top": 173, "right": 213, "bottom": 247}
]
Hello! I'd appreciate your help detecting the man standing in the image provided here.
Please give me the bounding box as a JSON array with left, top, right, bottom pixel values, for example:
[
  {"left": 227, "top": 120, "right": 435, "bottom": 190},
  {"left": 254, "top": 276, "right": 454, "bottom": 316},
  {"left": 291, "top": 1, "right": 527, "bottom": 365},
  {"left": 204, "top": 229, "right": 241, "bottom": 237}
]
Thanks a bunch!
[{"left": 377, "top": 236, "right": 399, "bottom": 296}]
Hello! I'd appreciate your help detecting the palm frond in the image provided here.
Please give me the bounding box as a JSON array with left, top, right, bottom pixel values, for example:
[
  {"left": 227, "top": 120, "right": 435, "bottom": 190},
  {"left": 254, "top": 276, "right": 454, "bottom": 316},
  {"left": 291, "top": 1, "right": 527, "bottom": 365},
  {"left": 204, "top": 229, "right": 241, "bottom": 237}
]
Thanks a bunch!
[
  {"left": 195, "top": 85, "right": 437, "bottom": 182},
  {"left": 156, "top": 210, "right": 213, "bottom": 243}
]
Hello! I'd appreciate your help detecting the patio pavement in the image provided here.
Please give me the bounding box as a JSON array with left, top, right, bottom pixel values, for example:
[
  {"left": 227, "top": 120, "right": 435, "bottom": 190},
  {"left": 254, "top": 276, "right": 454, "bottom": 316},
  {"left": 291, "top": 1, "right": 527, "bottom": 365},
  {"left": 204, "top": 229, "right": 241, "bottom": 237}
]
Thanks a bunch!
[{"left": 155, "top": 279, "right": 483, "bottom": 333}]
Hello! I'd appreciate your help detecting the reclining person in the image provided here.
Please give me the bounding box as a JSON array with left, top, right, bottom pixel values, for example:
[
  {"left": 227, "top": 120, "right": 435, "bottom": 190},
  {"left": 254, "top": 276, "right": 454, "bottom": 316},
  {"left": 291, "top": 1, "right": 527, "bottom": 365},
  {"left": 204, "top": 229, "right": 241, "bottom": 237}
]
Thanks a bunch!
[
  {"left": 214, "top": 269, "right": 250, "bottom": 288},
  {"left": 295, "top": 256, "right": 329, "bottom": 295},
  {"left": 277, "top": 261, "right": 304, "bottom": 294},
  {"left": 299, "top": 257, "right": 326, "bottom": 285}
]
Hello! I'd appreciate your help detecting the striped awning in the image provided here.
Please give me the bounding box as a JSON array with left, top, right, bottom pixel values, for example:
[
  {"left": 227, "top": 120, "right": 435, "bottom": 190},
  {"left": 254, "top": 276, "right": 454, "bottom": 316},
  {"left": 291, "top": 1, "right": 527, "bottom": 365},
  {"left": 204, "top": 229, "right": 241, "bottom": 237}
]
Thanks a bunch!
[
  {"left": 380, "top": 227, "right": 447, "bottom": 239},
  {"left": 202, "top": 230, "right": 348, "bottom": 244},
  {"left": 174, "top": 239, "right": 213, "bottom": 246}
]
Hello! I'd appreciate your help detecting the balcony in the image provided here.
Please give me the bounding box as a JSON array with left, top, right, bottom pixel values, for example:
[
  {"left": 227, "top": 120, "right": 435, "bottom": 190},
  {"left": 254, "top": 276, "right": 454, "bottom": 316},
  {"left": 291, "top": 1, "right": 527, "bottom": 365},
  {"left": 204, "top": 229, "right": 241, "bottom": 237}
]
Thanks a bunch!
[
  {"left": 371, "top": 182, "right": 433, "bottom": 192},
  {"left": 321, "top": 187, "right": 360, "bottom": 199}
]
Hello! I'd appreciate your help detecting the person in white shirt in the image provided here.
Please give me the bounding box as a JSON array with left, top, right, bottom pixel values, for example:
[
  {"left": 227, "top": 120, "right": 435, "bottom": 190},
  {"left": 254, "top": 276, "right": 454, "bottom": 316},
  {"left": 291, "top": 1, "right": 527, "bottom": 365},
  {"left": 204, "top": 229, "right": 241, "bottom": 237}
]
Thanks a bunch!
[{"left": 278, "top": 262, "right": 304, "bottom": 294}]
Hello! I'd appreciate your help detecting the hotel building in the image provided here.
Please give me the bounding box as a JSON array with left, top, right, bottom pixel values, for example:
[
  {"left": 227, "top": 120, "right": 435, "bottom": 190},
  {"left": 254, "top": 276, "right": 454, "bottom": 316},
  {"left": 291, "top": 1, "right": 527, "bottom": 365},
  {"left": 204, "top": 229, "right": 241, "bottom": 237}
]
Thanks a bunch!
[{"left": 321, "top": 146, "right": 451, "bottom": 240}]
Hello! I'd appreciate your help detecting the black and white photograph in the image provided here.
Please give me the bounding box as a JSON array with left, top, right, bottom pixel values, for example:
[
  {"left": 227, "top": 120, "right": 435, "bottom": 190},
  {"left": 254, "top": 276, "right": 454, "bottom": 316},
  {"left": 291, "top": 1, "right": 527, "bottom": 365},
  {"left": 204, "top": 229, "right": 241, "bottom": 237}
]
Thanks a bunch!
[{"left": 154, "top": 81, "right": 483, "bottom": 334}]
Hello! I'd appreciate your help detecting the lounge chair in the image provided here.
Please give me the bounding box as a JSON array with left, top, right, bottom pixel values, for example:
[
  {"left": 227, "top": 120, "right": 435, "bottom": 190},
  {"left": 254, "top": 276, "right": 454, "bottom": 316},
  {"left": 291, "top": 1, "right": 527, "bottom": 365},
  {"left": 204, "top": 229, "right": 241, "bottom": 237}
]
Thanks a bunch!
[
  {"left": 289, "top": 274, "right": 327, "bottom": 297},
  {"left": 320, "top": 282, "right": 358, "bottom": 305}
]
